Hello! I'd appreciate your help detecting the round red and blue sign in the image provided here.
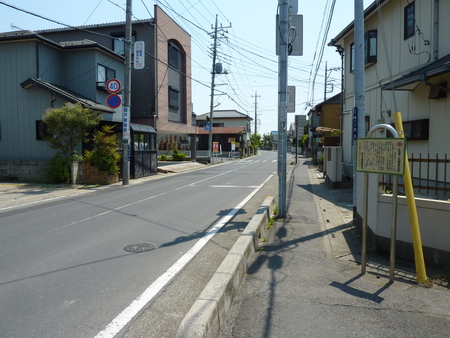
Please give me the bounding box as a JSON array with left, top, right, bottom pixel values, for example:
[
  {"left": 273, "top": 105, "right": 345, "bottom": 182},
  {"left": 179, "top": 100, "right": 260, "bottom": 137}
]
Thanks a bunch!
[{"left": 106, "top": 94, "right": 122, "bottom": 109}]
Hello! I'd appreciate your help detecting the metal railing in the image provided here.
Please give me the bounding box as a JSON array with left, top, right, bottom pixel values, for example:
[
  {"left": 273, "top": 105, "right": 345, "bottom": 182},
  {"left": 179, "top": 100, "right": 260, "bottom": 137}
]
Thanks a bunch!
[{"left": 381, "top": 153, "right": 450, "bottom": 200}]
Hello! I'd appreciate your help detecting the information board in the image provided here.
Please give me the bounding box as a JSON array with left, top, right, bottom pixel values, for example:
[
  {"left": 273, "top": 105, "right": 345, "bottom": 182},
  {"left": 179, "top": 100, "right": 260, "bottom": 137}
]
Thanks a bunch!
[{"left": 356, "top": 138, "right": 406, "bottom": 175}]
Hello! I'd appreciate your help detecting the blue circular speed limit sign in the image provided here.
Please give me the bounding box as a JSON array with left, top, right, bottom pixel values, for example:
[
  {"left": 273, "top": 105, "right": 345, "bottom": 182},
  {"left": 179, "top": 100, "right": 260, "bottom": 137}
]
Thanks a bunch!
[{"left": 106, "top": 79, "right": 121, "bottom": 94}]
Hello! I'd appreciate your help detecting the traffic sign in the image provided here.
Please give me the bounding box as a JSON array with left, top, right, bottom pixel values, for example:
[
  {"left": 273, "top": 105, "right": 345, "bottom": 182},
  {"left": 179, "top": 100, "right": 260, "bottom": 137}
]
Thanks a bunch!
[
  {"left": 106, "top": 79, "right": 121, "bottom": 94},
  {"left": 106, "top": 94, "right": 122, "bottom": 109}
]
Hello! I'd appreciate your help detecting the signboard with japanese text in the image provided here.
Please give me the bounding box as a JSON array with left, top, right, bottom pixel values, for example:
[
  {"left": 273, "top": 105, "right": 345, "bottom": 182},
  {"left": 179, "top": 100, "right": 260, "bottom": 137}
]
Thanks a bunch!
[
  {"left": 123, "top": 107, "right": 130, "bottom": 139},
  {"left": 353, "top": 107, "right": 358, "bottom": 140},
  {"left": 295, "top": 114, "right": 306, "bottom": 137},
  {"left": 213, "top": 142, "right": 219, "bottom": 153},
  {"left": 134, "top": 41, "right": 145, "bottom": 70},
  {"left": 356, "top": 138, "right": 406, "bottom": 175}
]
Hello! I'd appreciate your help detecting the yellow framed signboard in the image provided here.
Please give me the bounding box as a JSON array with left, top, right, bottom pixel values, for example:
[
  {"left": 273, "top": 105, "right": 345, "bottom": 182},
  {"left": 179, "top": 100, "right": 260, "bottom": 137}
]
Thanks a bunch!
[{"left": 356, "top": 138, "right": 406, "bottom": 175}]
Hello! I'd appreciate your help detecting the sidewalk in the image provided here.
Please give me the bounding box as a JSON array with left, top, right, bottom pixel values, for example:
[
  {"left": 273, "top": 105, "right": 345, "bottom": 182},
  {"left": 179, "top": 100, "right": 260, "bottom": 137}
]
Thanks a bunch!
[
  {"left": 0, "top": 161, "right": 208, "bottom": 210},
  {"left": 218, "top": 156, "right": 450, "bottom": 338}
]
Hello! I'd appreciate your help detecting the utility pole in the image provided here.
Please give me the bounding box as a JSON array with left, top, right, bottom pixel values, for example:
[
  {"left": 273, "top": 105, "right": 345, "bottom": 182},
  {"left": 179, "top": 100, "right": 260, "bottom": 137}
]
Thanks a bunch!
[
  {"left": 252, "top": 91, "right": 260, "bottom": 136},
  {"left": 208, "top": 15, "right": 230, "bottom": 162},
  {"left": 277, "top": 0, "right": 289, "bottom": 218},
  {"left": 208, "top": 15, "right": 218, "bottom": 162},
  {"left": 324, "top": 61, "right": 340, "bottom": 101},
  {"left": 324, "top": 61, "right": 328, "bottom": 101},
  {"left": 353, "top": 0, "right": 366, "bottom": 216},
  {"left": 122, "top": 0, "right": 132, "bottom": 185}
]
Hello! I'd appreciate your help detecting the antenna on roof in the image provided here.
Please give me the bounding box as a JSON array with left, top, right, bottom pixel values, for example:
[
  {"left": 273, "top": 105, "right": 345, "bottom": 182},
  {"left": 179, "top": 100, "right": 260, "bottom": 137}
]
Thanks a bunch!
[{"left": 11, "top": 23, "right": 24, "bottom": 31}]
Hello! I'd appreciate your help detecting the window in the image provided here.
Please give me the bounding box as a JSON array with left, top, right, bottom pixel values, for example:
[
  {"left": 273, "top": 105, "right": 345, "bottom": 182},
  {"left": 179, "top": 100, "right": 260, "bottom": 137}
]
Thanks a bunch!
[
  {"left": 350, "top": 30, "right": 377, "bottom": 72},
  {"left": 169, "top": 87, "right": 179, "bottom": 110},
  {"left": 404, "top": 2, "right": 415, "bottom": 40},
  {"left": 168, "top": 43, "right": 180, "bottom": 69},
  {"left": 97, "top": 64, "right": 116, "bottom": 88},
  {"left": 36, "top": 121, "right": 50, "bottom": 140},
  {"left": 111, "top": 31, "right": 136, "bottom": 55},
  {"left": 132, "top": 132, "right": 156, "bottom": 150},
  {"left": 365, "top": 30, "right": 377, "bottom": 64}
]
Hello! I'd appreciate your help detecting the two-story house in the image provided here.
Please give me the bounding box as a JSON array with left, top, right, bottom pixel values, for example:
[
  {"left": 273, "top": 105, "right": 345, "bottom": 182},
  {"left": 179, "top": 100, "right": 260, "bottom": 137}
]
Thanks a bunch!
[
  {"left": 195, "top": 110, "right": 252, "bottom": 157},
  {"left": 329, "top": 0, "right": 450, "bottom": 270},
  {"left": 0, "top": 30, "right": 127, "bottom": 181}
]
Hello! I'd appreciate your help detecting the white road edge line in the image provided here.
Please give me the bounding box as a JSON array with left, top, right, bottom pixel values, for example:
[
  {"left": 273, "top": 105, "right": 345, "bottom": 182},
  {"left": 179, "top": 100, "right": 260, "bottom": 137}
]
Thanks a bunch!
[
  {"left": 0, "top": 190, "right": 95, "bottom": 211},
  {"left": 95, "top": 173, "right": 274, "bottom": 338}
]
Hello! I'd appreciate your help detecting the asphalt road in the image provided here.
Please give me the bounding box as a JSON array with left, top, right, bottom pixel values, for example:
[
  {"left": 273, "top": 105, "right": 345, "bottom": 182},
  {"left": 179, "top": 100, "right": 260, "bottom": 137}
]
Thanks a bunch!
[{"left": 0, "top": 151, "right": 279, "bottom": 337}]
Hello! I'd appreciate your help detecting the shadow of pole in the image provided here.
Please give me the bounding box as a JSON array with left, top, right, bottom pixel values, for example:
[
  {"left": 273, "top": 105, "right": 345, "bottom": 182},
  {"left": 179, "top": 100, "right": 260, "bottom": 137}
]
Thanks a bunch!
[{"left": 329, "top": 274, "right": 392, "bottom": 304}]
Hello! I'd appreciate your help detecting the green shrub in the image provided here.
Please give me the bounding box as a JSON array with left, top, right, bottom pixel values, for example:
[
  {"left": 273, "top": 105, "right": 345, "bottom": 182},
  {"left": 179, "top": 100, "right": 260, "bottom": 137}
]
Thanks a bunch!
[
  {"left": 158, "top": 154, "right": 168, "bottom": 161},
  {"left": 45, "top": 154, "right": 70, "bottom": 183},
  {"left": 83, "top": 126, "right": 121, "bottom": 175},
  {"left": 172, "top": 146, "right": 186, "bottom": 161}
]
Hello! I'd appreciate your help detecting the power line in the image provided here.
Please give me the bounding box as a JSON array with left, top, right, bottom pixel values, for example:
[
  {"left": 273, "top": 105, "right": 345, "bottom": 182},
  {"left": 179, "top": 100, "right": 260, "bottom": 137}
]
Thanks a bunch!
[{"left": 0, "top": 1, "right": 122, "bottom": 41}]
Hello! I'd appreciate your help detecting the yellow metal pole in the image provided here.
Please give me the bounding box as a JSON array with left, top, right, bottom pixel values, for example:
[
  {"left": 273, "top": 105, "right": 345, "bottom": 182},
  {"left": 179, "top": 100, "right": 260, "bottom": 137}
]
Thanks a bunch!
[{"left": 393, "top": 112, "right": 427, "bottom": 283}]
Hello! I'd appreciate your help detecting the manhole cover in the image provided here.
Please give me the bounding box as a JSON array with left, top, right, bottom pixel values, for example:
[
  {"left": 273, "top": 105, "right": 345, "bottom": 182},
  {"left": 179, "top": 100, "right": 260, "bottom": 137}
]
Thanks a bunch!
[{"left": 124, "top": 243, "right": 155, "bottom": 253}]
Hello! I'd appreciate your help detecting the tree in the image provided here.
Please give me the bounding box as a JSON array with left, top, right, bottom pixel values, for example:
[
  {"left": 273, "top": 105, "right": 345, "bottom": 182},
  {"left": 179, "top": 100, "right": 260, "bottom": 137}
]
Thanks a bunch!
[
  {"left": 250, "top": 133, "right": 262, "bottom": 155},
  {"left": 43, "top": 102, "right": 102, "bottom": 166},
  {"left": 262, "top": 133, "right": 272, "bottom": 150}
]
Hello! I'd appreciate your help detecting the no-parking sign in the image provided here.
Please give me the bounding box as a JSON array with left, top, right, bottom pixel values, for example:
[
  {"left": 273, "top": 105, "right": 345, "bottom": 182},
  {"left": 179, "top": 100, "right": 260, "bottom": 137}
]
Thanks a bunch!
[{"left": 106, "top": 94, "right": 122, "bottom": 109}]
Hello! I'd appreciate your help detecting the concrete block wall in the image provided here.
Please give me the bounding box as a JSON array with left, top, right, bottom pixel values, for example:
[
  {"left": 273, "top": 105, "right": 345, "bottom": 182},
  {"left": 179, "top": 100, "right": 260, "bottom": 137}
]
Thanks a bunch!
[{"left": 0, "top": 161, "right": 47, "bottom": 181}]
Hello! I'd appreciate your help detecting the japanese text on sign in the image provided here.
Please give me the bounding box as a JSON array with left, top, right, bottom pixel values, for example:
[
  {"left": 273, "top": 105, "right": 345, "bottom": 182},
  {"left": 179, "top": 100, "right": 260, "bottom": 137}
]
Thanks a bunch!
[
  {"left": 123, "top": 107, "right": 130, "bottom": 139},
  {"left": 356, "top": 138, "right": 406, "bottom": 175},
  {"left": 134, "top": 41, "right": 145, "bottom": 70}
]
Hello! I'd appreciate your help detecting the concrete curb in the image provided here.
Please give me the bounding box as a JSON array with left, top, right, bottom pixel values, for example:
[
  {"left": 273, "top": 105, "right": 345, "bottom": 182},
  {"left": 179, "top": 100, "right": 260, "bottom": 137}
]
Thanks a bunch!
[{"left": 176, "top": 196, "right": 275, "bottom": 338}]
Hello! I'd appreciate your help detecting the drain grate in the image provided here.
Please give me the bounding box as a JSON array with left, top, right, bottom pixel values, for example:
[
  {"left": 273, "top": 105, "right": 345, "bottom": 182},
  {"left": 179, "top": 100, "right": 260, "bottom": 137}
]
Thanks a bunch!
[{"left": 124, "top": 243, "right": 155, "bottom": 253}]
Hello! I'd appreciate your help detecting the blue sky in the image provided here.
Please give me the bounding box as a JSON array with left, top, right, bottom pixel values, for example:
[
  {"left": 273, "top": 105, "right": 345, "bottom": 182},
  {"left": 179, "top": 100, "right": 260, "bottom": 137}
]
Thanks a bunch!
[{"left": 0, "top": 0, "right": 373, "bottom": 135}]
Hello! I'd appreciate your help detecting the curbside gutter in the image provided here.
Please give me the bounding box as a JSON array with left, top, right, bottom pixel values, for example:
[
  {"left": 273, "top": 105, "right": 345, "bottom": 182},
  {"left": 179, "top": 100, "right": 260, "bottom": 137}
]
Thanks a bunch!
[{"left": 176, "top": 196, "right": 275, "bottom": 338}]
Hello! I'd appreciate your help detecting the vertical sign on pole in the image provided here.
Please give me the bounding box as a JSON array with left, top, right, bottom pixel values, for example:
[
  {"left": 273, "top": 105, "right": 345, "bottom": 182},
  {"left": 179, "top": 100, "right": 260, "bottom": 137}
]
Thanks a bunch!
[
  {"left": 123, "top": 107, "right": 130, "bottom": 143},
  {"left": 134, "top": 41, "right": 145, "bottom": 70}
]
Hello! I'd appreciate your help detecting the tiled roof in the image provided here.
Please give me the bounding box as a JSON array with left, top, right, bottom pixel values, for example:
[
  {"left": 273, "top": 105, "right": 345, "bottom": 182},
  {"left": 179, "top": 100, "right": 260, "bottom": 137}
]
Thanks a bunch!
[
  {"left": 196, "top": 110, "right": 252, "bottom": 120},
  {"left": 20, "top": 78, "right": 115, "bottom": 113}
]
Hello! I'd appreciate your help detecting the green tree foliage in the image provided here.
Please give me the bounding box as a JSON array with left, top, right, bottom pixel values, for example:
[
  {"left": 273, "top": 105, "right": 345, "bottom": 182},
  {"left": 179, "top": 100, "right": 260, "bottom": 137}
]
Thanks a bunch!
[
  {"left": 301, "top": 134, "right": 309, "bottom": 148},
  {"left": 250, "top": 133, "right": 262, "bottom": 154},
  {"left": 262, "top": 134, "right": 272, "bottom": 150},
  {"left": 43, "top": 102, "right": 102, "bottom": 166},
  {"left": 83, "top": 125, "right": 121, "bottom": 175}
]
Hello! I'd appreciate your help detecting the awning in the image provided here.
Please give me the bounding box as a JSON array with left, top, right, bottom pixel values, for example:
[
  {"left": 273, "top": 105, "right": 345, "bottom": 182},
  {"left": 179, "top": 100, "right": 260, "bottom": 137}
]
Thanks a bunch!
[
  {"left": 381, "top": 54, "right": 450, "bottom": 91},
  {"left": 315, "top": 126, "right": 340, "bottom": 133},
  {"left": 131, "top": 123, "right": 156, "bottom": 133}
]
